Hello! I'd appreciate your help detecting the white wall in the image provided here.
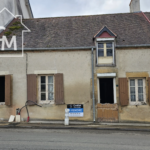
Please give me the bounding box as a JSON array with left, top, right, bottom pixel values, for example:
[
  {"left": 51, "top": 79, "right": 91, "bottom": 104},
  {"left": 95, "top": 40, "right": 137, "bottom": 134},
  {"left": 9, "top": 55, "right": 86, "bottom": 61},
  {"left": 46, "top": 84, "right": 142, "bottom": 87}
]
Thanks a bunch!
[
  {"left": 0, "top": 0, "right": 32, "bottom": 28},
  {"left": 19, "top": 0, "right": 32, "bottom": 18},
  {"left": 0, "top": 0, "right": 14, "bottom": 27}
]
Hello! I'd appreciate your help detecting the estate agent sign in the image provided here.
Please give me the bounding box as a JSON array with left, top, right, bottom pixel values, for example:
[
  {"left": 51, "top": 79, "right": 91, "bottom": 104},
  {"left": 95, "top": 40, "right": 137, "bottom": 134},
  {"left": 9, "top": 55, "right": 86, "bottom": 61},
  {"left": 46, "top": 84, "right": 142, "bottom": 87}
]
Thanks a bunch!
[{"left": 67, "top": 104, "right": 84, "bottom": 117}]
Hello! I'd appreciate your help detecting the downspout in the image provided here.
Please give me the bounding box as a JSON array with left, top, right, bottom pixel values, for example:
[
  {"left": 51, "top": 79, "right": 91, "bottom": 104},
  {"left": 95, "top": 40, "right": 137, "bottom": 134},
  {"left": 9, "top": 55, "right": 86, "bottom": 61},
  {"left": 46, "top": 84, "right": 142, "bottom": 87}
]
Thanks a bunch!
[{"left": 91, "top": 48, "right": 95, "bottom": 122}]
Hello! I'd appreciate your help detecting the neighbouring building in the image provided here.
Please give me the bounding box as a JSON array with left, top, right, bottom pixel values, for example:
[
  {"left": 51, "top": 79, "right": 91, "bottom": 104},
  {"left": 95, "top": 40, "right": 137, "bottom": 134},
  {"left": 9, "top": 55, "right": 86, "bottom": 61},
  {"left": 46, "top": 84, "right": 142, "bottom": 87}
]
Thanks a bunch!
[
  {"left": 0, "top": 0, "right": 33, "bottom": 28},
  {"left": 0, "top": 0, "right": 150, "bottom": 123}
]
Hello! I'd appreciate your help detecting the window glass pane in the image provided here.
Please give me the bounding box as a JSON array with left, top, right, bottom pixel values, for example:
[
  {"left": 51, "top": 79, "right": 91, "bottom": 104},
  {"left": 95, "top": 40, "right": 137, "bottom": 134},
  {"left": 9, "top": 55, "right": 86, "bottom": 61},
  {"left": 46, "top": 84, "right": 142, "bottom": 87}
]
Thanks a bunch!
[
  {"left": 41, "top": 93, "right": 46, "bottom": 101},
  {"left": 107, "top": 49, "right": 112, "bottom": 56},
  {"left": 98, "top": 49, "right": 104, "bottom": 57},
  {"left": 130, "top": 80, "right": 135, "bottom": 86},
  {"left": 98, "top": 43, "right": 104, "bottom": 48},
  {"left": 48, "top": 93, "right": 54, "bottom": 100},
  {"left": 41, "top": 76, "right": 45, "bottom": 84},
  {"left": 106, "top": 43, "right": 112, "bottom": 48},
  {"left": 48, "top": 84, "right": 53, "bottom": 93},
  {"left": 131, "top": 95, "right": 136, "bottom": 102},
  {"left": 138, "top": 79, "right": 143, "bottom": 86},
  {"left": 48, "top": 76, "right": 53, "bottom": 84},
  {"left": 138, "top": 87, "right": 143, "bottom": 93},
  {"left": 41, "top": 85, "right": 46, "bottom": 92},
  {"left": 138, "top": 94, "right": 144, "bottom": 101},
  {"left": 130, "top": 87, "right": 135, "bottom": 94}
]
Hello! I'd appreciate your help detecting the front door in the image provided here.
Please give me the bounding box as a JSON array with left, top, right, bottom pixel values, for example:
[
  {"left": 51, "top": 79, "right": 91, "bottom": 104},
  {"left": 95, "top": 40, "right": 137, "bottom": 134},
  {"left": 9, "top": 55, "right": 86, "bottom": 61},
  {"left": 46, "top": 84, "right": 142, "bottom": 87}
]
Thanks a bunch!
[
  {"left": 100, "top": 78, "right": 114, "bottom": 104},
  {"left": 97, "top": 78, "right": 118, "bottom": 122}
]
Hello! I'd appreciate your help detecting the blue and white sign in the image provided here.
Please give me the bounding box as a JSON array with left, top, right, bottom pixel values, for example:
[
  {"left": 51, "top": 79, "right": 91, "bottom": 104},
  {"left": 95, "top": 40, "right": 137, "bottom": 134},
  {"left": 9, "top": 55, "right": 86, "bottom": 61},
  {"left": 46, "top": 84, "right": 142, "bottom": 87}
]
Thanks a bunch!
[{"left": 67, "top": 104, "right": 84, "bottom": 117}]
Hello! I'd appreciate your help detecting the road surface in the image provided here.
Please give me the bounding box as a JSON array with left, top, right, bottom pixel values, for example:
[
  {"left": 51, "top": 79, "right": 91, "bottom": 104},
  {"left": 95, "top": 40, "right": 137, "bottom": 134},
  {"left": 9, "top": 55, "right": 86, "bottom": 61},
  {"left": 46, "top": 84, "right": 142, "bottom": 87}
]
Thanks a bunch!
[{"left": 0, "top": 129, "right": 150, "bottom": 150}]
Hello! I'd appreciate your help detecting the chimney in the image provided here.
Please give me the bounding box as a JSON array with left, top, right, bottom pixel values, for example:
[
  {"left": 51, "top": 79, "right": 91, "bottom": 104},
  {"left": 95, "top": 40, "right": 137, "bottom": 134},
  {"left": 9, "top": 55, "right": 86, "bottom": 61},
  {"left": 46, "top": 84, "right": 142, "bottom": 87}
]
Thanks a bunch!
[{"left": 129, "top": 0, "right": 141, "bottom": 13}]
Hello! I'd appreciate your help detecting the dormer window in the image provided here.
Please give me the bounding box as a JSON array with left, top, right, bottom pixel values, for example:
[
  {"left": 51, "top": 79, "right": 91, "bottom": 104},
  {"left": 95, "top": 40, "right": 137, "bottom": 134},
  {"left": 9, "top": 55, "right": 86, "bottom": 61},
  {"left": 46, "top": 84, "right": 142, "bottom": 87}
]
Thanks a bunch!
[
  {"left": 98, "top": 42, "right": 113, "bottom": 57},
  {"left": 94, "top": 26, "right": 117, "bottom": 66},
  {"left": 97, "top": 41, "right": 114, "bottom": 65}
]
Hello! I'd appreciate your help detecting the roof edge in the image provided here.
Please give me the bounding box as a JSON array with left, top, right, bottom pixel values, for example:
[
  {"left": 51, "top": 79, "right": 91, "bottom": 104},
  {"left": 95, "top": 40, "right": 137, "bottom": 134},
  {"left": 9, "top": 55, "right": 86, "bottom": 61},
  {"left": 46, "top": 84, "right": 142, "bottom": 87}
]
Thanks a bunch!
[
  {"left": 1, "top": 44, "right": 150, "bottom": 51},
  {"left": 2, "top": 46, "right": 96, "bottom": 51},
  {"left": 116, "top": 44, "right": 150, "bottom": 48},
  {"left": 25, "top": 0, "right": 34, "bottom": 18}
]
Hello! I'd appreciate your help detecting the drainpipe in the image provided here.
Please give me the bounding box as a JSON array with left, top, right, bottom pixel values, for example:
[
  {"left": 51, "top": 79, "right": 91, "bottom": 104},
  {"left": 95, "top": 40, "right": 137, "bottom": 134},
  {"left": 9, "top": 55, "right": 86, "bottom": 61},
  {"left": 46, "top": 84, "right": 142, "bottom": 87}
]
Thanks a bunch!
[{"left": 91, "top": 48, "right": 95, "bottom": 122}]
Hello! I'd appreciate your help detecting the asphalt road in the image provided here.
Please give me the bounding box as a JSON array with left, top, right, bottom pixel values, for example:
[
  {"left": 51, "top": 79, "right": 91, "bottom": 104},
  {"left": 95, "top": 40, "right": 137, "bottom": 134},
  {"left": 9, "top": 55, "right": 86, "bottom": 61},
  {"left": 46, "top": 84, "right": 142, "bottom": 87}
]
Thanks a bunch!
[{"left": 0, "top": 129, "right": 150, "bottom": 150}]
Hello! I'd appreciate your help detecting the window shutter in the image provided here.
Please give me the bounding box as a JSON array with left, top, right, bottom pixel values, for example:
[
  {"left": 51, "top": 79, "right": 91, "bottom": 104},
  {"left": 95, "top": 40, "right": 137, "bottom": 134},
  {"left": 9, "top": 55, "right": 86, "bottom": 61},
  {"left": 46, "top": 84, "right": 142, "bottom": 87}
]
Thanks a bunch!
[
  {"left": 27, "top": 74, "right": 37, "bottom": 105},
  {"left": 119, "top": 78, "right": 129, "bottom": 106},
  {"left": 5, "top": 75, "right": 11, "bottom": 106},
  {"left": 55, "top": 73, "right": 64, "bottom": 105},
  {"left": 148, "top": 78, "right": 150, "bottom": 105}
]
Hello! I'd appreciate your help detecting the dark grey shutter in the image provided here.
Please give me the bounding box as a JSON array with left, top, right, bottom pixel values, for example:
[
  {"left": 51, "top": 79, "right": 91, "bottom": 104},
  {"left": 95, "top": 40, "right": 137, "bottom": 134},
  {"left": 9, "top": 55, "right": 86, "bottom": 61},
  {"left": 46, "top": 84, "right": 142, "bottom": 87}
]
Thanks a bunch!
[
  {"left": 55, "top": 73, "right": 64, "bottom": 105},
  {"left": 5, "top": 75, "right": 11, "bottom": 106},
  {"left": 119, "top": 78, "right": 129, "bottom": 106},
  {"left": 27, "top": 74, "right": 37, "bottom": 105}
]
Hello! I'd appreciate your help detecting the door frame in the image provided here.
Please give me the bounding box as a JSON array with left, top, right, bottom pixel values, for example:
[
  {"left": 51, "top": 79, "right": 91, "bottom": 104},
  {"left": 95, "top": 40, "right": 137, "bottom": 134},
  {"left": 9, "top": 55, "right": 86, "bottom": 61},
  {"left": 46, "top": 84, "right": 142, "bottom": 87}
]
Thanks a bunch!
[{"left": 97, "top": 73, "right": 117, "bottom": 104}]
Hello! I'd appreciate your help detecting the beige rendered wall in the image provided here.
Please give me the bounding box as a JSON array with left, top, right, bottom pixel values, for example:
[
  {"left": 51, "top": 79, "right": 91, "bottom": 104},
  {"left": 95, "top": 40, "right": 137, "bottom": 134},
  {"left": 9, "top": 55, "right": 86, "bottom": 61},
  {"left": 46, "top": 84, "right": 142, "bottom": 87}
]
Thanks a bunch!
[
  {"left": 116, "top": 48, "right": 150, "bottom": 123},
  {"left": 0, "top": 50, "right": 93, "bottom": 121},
  {"left": 0, "top": 55, "right": 27, "bottom": 121},
  {"left": 27, "top": 50, "right": 93, "bottom": 121}
]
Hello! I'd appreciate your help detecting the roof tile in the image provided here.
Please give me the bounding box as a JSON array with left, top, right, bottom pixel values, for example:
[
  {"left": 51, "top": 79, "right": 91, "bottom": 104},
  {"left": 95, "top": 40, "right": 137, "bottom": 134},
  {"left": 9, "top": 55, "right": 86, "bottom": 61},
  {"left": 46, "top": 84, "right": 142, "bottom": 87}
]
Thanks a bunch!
[{"left": 6, "top": 12, "right": 150, "bottom": 48}]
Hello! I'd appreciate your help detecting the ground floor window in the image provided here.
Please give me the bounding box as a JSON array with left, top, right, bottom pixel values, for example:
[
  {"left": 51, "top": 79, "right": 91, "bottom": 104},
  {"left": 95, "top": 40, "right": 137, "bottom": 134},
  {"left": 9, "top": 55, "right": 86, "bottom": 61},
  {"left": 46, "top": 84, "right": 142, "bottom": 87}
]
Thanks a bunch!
[
  {"left": 129, "top": 78, "right": 146, "bottom": 105},
  {"left": 0, "top": 76, "right": 5, "bottom": 103},
  {"left": 39, "top": 75, "right": 54, "bottom": 104}
]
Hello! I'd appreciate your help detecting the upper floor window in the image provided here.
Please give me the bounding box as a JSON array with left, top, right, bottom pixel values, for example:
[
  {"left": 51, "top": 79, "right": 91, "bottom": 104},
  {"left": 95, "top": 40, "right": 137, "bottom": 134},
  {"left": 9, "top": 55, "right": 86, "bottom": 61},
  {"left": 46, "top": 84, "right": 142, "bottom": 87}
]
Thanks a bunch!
[
  {"left": 94, "top": 26, "right": 117, "bottom": 66},
  {"left": 97, "top": 41, "right": 114, "bottom": 65},
  {"left": 98, "top": 43, "right": 113, "bottom": 57}
]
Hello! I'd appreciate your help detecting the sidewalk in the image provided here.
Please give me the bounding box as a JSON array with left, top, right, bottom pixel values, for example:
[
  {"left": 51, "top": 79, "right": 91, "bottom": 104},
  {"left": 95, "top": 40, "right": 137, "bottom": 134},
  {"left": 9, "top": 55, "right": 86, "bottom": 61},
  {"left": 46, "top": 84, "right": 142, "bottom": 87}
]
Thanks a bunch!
[{"left": 1, "top": 121, "right": 150, "bottom": 132}]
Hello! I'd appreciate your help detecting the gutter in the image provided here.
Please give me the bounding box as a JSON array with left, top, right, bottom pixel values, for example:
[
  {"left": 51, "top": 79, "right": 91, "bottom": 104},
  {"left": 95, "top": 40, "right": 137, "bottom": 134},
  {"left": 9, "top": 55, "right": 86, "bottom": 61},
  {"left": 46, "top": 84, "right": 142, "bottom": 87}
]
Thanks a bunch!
[
  {"left": 116, "top": 44, "right": 150, "bottom": 48},
  {"left": 91, "top": 48, "right": 96, "bottom": 122},
  {"left": 2, "top": 44, "right": 150, "bottom": 51},
  {"left": 3, "top": 46, "right": 96, "bottom": 51}
]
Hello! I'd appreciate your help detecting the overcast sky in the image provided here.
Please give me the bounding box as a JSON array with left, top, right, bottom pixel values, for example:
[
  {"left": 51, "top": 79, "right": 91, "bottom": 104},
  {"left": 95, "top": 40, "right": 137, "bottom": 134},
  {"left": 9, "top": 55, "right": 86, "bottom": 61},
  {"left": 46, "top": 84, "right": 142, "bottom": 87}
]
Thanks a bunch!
[{"left": 30, "top": 0, "right": 150, "bottom": 18}]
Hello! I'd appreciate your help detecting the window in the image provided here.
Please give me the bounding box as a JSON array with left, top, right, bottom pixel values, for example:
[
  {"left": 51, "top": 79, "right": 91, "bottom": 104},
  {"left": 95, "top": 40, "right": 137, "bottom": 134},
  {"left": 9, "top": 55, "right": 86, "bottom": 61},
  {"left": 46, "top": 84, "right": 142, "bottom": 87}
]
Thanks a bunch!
[
  {"left": 97, "top": 42, "right": 114, "bottom": 65},
  {"left": 39, "top": 75, "right": 54, "bottom": 104},
  {"left": 98, "top": 43, "right": 113, "bottom": 57},
  {"left": 0, "top": 76, "right": 5, "bottom": 104},
  {"left": 0, "top": 75, "right": 11, "bottom": 106},
  {"left": 129, "top": 79, "right": 146, "bottom": 105}
]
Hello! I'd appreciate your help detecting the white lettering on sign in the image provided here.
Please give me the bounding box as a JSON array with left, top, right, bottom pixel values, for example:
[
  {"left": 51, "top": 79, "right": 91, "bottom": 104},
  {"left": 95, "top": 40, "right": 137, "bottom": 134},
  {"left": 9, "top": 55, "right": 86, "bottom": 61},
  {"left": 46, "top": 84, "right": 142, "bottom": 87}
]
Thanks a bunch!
[{"left": 0, "top": 36, "right": 17, "bottom": 51}]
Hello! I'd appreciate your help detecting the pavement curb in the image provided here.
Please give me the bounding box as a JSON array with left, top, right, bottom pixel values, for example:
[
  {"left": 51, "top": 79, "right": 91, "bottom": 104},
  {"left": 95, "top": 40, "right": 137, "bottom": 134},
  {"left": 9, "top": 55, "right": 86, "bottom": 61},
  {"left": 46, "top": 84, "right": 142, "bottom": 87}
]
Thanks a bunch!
[{"left": 1, "top": 125, "right": 150, "bottom": 132}]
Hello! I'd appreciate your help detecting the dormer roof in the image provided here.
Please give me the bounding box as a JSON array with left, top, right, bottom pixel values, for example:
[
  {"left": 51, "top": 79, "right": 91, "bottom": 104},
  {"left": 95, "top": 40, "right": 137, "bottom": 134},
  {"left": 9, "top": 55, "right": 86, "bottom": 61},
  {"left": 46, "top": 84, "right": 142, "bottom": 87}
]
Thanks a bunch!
[{"left": 94, "top": 26, "right": 117, "bottom": 39}]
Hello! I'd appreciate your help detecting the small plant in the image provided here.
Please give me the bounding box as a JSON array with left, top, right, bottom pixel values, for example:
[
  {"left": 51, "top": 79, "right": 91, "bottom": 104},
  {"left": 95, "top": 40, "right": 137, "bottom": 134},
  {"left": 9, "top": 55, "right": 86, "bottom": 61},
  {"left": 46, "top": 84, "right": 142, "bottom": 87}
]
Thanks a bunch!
[
  {"left": 9, "top": 26, "right": 22, "bottom": 31},
  {"left": 4, "top": 31, "right": 12, "bottom": 36},
  {"left": 12, "top": 21, "right": 21, "bottom": 26}
]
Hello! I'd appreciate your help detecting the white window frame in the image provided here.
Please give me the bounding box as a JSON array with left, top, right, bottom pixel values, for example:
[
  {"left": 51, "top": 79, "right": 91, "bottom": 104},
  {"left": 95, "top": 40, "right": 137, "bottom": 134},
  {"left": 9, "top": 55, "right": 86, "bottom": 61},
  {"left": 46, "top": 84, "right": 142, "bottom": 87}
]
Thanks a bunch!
[
  {"left": 97, "top": 73, "right": 117, "bottom": 104},
  {"left": 129, "top": 78, "right": 146, "bottom": 105},
  {"left": 39, "top": 75, "right": 54, "bottom": 104},
  {"left": 96, "top": 39, "right": 115, "bottom": 65}
]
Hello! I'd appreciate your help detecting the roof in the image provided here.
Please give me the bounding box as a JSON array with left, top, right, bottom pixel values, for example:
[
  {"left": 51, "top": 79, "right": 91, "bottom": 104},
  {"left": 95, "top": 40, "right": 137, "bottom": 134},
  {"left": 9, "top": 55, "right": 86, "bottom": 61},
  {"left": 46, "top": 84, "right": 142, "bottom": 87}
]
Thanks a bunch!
[
  {"left": 145, "top": 12, "right": 150, "bottom": 20},
  {"left": 94, "top": 26, "right": 117, "bottom": 38},
  {"left": 3, "top": 12, "right": 150, "bottom": 49}
]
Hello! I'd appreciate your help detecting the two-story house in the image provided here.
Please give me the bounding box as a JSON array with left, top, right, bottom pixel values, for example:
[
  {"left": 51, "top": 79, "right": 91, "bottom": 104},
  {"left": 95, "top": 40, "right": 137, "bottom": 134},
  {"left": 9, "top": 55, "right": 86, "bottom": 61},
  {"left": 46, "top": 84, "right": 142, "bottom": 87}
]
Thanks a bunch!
[{"left": 0, "top": 0, "right": 150, "bottom": 123}]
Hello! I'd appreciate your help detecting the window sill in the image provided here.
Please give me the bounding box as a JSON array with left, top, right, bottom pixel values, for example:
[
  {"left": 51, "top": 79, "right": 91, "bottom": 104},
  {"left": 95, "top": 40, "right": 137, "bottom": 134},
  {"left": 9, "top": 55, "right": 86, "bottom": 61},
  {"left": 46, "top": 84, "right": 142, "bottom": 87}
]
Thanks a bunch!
[
  {"left": 129, "top": 102, "right": 147, "bottom": 106},
  {"left": 96, "top": 64, "right": 116, "bottom": 67},
  {"left": 98, "top": 56, "right": 113, "bottom": 58},
  {"left": 39, "top": 101, "right": 54, "bottom": 105},
  {"left": 0, "top": 102, "right": 5, "bottom": 105}
]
